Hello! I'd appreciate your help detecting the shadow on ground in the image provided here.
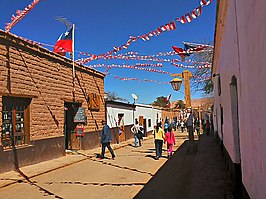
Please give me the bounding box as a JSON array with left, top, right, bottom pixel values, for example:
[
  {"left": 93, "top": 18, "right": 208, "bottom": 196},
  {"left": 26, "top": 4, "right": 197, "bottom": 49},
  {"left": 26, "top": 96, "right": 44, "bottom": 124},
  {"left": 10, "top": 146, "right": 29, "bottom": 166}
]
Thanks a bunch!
[{"left": 134, "top": 140, "right": 198, "bottom": 199}]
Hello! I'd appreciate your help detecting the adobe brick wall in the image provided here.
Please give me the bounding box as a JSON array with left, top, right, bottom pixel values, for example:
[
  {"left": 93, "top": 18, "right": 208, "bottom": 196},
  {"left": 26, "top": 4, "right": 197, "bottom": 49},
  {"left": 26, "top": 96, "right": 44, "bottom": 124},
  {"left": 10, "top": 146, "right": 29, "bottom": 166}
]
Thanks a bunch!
[
  {"left": 161, "top": 109, "right": 179, "bottom": 123},
  {"left": 0, "top": 30, "right": 106, "bottom": 172}
]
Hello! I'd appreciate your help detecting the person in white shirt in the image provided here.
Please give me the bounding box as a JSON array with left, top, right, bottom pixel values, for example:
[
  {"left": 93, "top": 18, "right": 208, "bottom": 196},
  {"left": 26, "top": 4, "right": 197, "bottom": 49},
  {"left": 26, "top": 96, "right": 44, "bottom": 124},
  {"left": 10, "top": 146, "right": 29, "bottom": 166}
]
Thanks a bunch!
[
  {"left": 131, "top": 120, "right": 142, "bottom": 147},
  {"left": 186, "top": 109, "right": 195, "bottom": 143}
]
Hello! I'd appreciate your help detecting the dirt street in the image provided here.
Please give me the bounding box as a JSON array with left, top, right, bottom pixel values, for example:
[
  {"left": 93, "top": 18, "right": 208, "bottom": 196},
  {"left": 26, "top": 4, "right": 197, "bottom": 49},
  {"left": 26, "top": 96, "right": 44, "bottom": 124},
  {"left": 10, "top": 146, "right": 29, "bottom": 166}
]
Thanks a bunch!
[
  {"left": 0, "top": 131, "right": 187, "bottom": 199},
  {"left": 0, "top": 130, "right": 233, "bottom": 199}
]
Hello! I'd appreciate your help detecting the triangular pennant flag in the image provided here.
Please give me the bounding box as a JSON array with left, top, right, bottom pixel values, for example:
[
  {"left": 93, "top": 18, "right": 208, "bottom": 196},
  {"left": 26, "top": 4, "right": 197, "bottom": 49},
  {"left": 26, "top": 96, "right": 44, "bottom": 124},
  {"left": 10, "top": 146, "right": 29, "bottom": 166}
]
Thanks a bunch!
[{"left": 186, "top": 13, "right": 193, "bottom": 23}]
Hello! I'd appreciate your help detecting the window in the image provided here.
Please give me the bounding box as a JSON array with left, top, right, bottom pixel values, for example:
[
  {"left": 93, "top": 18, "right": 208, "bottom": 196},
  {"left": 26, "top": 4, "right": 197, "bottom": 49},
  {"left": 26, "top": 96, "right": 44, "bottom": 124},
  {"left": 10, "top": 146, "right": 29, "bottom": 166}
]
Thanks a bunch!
[
  {"left": 218, "top": 76, "right": 221, "bottom": 96},
  {"left": 1, "top": 97, "right": 31, "bottom": 148},
  {"left": 148, "top": 119, "right": 151, "bottom": 128},
  {"left": 118, "top": 113, "right": 124, "bottom": 127}
]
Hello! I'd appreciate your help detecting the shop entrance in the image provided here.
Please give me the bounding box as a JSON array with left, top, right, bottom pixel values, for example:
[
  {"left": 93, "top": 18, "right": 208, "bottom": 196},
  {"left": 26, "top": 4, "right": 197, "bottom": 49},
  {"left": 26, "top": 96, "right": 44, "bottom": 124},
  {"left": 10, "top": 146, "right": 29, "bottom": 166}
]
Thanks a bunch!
[{"left": 64, "top": 102, "right": 81, "bottom": 150}]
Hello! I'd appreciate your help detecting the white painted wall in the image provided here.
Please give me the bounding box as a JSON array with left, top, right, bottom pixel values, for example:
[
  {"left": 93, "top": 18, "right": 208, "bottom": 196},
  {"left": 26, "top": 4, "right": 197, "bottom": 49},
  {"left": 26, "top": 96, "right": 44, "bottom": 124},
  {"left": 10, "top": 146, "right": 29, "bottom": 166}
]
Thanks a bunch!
[
  {"left": 106, "top": 102, "right": 161, "bottom": 133},
  {"left": 106, "top": 103, "right": 134, "bottom": 128},
  {"left": 152, "top": 107, "right": 162, "bottom": 125},
  {"left": 135, "top": 104, "right": 154, "bottom": 132}
]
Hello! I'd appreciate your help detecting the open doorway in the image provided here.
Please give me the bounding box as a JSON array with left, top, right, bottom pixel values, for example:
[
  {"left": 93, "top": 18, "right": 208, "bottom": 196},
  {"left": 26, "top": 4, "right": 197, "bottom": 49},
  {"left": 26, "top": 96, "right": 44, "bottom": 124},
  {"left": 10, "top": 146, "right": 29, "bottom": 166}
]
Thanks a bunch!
[
  {"left": 230, "top": 76, "right": 241, "bottom": 163},
  {"left": 230, "top": 75, "right": 242, "bottom": 197},
  {"left": 64, "top": 102, "right": 81, "bottom": 150}
]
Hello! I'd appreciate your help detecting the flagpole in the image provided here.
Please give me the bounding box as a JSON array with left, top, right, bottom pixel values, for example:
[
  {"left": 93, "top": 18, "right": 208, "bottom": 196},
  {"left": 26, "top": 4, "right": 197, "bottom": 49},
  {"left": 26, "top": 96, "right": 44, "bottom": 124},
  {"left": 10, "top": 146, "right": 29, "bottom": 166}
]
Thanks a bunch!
[{"left": 72, "top": 24, "right": 75, "bottom": 101}]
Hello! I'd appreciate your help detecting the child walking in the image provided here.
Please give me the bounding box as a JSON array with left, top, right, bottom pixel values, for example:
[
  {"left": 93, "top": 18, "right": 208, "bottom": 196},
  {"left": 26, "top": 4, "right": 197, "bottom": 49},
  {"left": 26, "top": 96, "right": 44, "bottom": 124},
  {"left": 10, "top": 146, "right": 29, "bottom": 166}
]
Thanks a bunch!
[{"left": 164, "top": 125, "right": 176, "bottom": 158}]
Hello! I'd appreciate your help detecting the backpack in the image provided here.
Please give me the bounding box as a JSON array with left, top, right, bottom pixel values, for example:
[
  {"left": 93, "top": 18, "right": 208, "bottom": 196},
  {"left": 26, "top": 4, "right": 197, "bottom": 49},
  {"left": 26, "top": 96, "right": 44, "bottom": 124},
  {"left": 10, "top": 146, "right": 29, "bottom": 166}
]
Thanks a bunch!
[{"left": 137, "top": 129, "right": 143, "bottom": 139}]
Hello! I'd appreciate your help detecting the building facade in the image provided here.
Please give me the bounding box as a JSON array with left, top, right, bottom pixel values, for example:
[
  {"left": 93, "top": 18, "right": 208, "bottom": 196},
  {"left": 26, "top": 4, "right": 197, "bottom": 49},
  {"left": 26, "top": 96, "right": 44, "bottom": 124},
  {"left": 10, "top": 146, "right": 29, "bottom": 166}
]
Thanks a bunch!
[
  {"left": 0, "top": 30, "right": 105, "bottom": 173},
  {"left": 106, "top": 101, "right": 168, "bottom": 141},
  {"left": 213, "top": 0, "right": 266, "bottom": 198},
  {"left": 106, "top": 100, "right": 135, "bottom": 143}
]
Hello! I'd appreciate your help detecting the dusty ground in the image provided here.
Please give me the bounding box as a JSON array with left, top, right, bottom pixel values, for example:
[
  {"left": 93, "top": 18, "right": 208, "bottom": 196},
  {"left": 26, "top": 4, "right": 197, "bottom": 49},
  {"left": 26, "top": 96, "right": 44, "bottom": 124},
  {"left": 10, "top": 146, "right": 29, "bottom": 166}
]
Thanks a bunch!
[{"left": 0, "top": 131, "right": 233, "bottom": 199}]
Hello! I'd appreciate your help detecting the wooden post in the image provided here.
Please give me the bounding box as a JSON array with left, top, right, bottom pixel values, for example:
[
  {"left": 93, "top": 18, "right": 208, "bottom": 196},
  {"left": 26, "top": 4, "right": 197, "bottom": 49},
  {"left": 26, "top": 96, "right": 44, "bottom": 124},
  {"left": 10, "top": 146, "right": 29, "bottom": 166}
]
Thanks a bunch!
[{"left": 182, "top": 70, "right": 192, "bottom": 108}]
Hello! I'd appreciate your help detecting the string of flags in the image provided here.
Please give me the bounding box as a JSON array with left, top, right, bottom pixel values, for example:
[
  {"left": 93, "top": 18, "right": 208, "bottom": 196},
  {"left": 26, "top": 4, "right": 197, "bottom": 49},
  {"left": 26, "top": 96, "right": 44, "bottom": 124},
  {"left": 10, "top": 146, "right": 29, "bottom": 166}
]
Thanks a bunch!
[
  {"left": 3, "top": 0, "right": 213, "bottom": 86},
  {"left": 76, "top": 46, "right": 213, "bottom": 65},
  {"left": 73, "top": 0, "right": 213, "bottom": 62},
  {"left": 109, "top": 74, "right": 211, "bottom": 84},
  {"left": 105, "top": 0, "right": 213, "bottom": 55},
  {"left": 5, "top": 0, "right": 41, "bottom": 32},
  {"left": 4, "top": 0, "right": 213, "bottom": 66},
  {"left": 113, "top": 76, "right": 170, "bottom": 84},
  {"left": 5, "top": 0, "right": 212, "bottom": 61},
  {"left": 172, "top": 42, "right": 213, "bottom": 61},
  {"left": 87, "top": 62, "right": 211, "bottom": 74},
  {"left": 6, "top": 33, "right": 213, "bottom": 67},
  {"left": 171, "top": 62, "right": 211, "bottom": 69},
  {"left": 100, "top": 64, "right": 173, "bottom": 75}
]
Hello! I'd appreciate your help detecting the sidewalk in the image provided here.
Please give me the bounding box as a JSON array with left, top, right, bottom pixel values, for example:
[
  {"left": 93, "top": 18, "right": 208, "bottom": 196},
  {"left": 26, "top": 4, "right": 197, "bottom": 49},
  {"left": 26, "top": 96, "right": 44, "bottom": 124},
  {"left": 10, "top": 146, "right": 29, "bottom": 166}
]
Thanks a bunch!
[
  {"left": 0, "top": 136, "right": 149, "bottom": 189},
  {"left": 0, "top": 132, "right": 234, "bottom": 198},
  {"left": 188, "top": 134, "right": 234, "bottom": 199}
]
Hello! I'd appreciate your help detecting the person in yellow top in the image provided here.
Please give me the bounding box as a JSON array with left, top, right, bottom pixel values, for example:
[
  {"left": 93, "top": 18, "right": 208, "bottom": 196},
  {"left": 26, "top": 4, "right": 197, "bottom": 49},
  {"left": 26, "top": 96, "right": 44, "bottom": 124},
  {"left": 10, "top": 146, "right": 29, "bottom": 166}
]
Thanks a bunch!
[{"left": 152, "top": 122, "right": 165, "bottom": 160}]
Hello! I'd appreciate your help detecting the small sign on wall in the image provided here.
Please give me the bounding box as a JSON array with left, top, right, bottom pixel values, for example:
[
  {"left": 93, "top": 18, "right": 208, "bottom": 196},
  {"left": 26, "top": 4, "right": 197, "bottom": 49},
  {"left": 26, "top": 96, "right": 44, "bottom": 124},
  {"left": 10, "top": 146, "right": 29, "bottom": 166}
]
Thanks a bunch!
[
  {"left": 74, "top": 107, "right": 86, "bottom": 123},
  {"left": 76, "top": 126, "right": 84, "bottom": 137},
  {"left": 88, "top": 93, "right": 100, "bottom": 111}
]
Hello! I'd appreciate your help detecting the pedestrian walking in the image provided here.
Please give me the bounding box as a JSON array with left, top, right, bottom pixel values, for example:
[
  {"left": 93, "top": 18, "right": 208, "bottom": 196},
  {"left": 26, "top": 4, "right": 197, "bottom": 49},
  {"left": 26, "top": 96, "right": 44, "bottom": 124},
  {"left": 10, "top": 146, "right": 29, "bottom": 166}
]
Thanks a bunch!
[
  {"left": 152, "top": 122, "right": 165, "bottom": 160},
  {"left": 194, "top": 117, "right": 201, "bottom": 138},
  {"left": 131, "top": 120, "right": 142, "bottom": 147},
  {"left": 180, "top": 119, "right": 185, "bottom": 133},
  {"left": 204, "top": 120, "right": 211, "bottom": 136},
  {"left": 164, "top": 125, "right": 176, "bottom": 158},
  {"left": 164, "top": 118, "right": 169, "bottom": 134},
  {"left": 100, "top": 120, "right": 116, "bottom": 160},
  {"left": 186, "top": 109, "right": 195, "bottom": 143}
]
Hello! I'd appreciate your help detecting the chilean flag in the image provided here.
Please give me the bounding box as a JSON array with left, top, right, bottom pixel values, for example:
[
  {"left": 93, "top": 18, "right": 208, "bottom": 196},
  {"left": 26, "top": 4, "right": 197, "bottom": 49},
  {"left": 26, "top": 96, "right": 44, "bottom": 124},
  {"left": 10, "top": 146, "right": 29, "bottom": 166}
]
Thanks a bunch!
[
  {"left": 165, "top": 94, "right": 172, "bottom": 102},
  {"left": 54, "top": 27, "right": 73, "bottom": 54},
  {"left": 172, "top": 46, "right": 188, "bottom": 61},
  {"left": 172, "top": 46, "right": 184, "bottom": 54}
]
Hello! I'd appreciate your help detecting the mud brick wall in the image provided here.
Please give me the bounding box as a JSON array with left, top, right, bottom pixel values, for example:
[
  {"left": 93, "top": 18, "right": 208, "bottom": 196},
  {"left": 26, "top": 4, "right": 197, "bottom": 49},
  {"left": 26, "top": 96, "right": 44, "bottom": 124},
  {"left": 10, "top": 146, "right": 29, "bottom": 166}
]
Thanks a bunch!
[{"left": 0, "top": 30, "right": 105, "bottom": 144}]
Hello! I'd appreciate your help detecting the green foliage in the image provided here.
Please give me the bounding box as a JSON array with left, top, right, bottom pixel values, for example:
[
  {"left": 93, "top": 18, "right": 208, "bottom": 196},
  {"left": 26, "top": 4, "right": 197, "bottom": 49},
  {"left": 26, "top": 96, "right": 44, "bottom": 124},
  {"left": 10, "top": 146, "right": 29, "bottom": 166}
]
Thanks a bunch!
[
  {"left": 174, "top": 100, "right": 186, "bottom": 109},
  {"left": 152, "top": 96, "right": 168, "bottom": 107},
  {"left": 105, "top": 91, "right": 128, "bottom": 102}
]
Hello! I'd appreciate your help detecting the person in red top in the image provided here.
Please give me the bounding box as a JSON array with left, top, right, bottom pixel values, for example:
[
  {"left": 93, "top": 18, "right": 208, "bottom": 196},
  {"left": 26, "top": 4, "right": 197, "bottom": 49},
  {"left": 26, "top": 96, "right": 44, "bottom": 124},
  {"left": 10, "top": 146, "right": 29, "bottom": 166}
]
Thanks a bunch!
[{"left": 164, "top": 125, "right": 176, "bottom": 158}]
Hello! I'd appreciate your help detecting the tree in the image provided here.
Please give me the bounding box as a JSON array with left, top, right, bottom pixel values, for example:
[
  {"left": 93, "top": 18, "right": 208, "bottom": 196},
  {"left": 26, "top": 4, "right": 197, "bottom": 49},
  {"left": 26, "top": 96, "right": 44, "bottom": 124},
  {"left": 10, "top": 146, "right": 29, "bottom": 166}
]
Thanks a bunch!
[
  {"left": 189, "top": 43, "right": 214, "bottom": 96},
  {"left": 174, "top": 100, "right": 186, "bottom": 109},
  {"left": 105, "top": 91, "right": 128, "bottom": 102},
  {"left": 152, "top": 96, "right": 168, "bottom": 107}
]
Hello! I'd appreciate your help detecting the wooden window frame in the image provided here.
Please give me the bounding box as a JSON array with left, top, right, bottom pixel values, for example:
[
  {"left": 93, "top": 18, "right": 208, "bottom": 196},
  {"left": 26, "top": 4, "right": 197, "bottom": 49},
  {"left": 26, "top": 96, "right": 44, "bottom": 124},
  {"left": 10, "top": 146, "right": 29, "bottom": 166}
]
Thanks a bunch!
[{"left": 1, "top": 97, "right": 30, "bottom": 148}]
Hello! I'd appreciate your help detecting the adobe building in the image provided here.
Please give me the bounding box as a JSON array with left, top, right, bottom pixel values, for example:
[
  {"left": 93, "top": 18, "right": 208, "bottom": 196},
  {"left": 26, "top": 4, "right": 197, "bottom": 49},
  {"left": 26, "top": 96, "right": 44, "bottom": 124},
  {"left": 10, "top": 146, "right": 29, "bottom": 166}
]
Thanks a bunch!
[{"left": 0, "top": 30, "right": 105, "bottom": 173}]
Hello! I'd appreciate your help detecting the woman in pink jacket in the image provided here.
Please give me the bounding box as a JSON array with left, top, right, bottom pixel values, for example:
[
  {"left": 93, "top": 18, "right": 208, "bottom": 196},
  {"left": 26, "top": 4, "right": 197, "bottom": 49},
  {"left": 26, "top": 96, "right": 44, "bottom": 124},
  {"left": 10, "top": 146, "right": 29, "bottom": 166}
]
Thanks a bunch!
[{"left": 164, "top": 125, "right": 176, "bottom": 158}]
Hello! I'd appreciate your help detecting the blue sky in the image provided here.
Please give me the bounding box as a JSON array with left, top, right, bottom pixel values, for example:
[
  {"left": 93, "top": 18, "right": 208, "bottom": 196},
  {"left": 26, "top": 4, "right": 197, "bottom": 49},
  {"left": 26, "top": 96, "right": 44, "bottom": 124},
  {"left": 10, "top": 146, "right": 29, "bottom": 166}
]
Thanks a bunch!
[{"left": 0, "top": 0, "right": 216, "bottom": 104}]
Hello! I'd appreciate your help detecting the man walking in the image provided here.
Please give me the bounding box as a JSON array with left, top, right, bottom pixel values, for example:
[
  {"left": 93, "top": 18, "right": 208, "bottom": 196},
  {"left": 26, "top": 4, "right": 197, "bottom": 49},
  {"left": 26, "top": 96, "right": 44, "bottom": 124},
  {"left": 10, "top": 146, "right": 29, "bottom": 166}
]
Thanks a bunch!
[
  {"left": 186, "top": 109, "right": 194, "bottom": 143},
  {"left": 100, "top": 120, "right": 116, "bottom": 160}
]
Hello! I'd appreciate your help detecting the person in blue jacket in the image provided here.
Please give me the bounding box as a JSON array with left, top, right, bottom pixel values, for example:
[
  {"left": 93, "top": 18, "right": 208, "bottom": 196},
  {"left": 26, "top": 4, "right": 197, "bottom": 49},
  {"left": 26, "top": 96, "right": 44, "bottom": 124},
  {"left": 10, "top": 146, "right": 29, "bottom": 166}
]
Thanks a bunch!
[{"left": 100, "top": 120, "right": 116, "bottom": 160}]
